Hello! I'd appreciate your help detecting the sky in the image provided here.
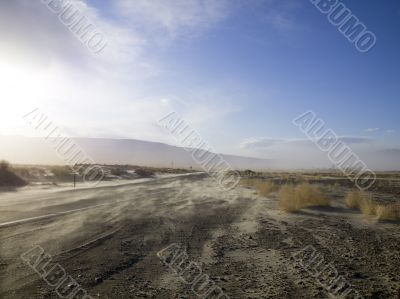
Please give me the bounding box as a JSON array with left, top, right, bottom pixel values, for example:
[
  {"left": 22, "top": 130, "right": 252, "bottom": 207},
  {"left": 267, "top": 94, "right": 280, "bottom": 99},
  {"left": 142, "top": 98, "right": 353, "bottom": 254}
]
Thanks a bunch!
[{"left": 0, "top": 0, "right": 399, "bottom": 169}]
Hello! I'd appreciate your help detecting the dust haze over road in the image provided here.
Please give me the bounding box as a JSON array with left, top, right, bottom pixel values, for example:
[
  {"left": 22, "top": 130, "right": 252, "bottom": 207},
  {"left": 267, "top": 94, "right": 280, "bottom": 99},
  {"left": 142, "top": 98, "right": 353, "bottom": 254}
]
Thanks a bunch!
[{"left": 0, "top": 173, "right": 399, "bottom": 298}]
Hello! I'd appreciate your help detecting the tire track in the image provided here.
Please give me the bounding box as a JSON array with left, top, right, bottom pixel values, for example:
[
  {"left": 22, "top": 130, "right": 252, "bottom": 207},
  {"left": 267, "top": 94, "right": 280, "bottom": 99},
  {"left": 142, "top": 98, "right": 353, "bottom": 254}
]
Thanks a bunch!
[{"left": 54, "top": 226, "right": 123, "bottom": 262}]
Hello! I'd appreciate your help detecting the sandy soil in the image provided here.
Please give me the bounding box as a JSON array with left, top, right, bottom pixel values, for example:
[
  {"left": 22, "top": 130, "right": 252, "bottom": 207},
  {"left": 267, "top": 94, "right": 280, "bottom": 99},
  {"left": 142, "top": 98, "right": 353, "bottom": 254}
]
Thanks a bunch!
[{"left": 0, "top": 173, "right": 399, "bottom": 298}]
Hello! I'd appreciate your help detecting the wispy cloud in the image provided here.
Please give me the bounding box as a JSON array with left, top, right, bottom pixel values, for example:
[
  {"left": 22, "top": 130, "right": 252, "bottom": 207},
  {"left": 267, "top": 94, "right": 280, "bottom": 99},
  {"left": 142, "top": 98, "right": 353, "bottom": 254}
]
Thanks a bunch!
[
  {"left": 0, "top": 0, "right": 242, "bottom": 141},
  {"left": 255, "top": 0, "right": 303, "bottom": 31},
  {"left": 114, "top": 0, "right": 234, "bottom": 40},
  {"left": 239, "top": 137, "right": 290, "bottom": 150},
  {"left": 239, "top": 136, "right": 373, "bottom": 151},
  {"left": 364, "top": 128, "right": 380, "bottom": 133}
]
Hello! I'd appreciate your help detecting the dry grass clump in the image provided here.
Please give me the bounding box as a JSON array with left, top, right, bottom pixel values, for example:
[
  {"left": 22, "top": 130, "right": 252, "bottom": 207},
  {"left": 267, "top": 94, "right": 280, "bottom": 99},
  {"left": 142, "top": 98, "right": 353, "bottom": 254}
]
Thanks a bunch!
[
  {"left": 240, "top": 179, "right": 278, "bottom": 196},
  {"left": 254, "top": 180, "right": 278, "bottom": 196},
  {"left": 345, "top": 190, "right": 377, "bottom": 215},
  {"left": 278, "top": 183, "right": 330, "bottom": 213},
  {"left": 278, "top": 185, "right": 302, "bottom": 212},
  {"left": 345, "top": 190, "right": 365, "bottom": 209},
  {"left": 345, "top": 190, "right": 400, "bottom": 221},
  {"left": 345, "top": 190, "right": 376, "bottom": 215},
  {"left": 359, "top": 197, "right": 377, "bottom": 216},
  {"left": 375, "top": 204, "right": 400, "bottom": 221}
]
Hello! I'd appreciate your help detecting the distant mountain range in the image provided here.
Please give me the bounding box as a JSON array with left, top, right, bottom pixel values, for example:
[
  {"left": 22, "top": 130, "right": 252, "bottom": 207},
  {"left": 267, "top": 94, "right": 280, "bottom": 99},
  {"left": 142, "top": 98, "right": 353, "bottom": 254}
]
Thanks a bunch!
[
  {"left": 0, "top": 136, "right": 281, "bottom": 170},
  {"left": 3, "top": 136, "right": 398, "bottom": 170}
]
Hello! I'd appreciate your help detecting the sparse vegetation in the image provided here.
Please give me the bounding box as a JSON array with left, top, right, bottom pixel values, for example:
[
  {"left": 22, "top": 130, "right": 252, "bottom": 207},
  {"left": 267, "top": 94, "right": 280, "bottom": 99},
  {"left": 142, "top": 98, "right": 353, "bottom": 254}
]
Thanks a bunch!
[
  {"left": 50, "top": 166, "right": 74, "bottom": 181},
  {"left": 111, "top": 167, "right": 128, "bottom": 176},
  {"left": 375, "top": 204, "right": 400, "bottom": 221},
  {"left": 345, "top": 190, "right": 365, "bottom": 209},
  {"left": 0, "top": 160, "right": 27, "bottom": 188},
  {"left": 344, "top": 190, "right": 378, "bottom": 216},
  {"left": 243, "top": 169, "right": 256, "bottom": 177},
  {"left": 278, "top": 183, "right": 330, "bottom": 213},
  {"left": 359, "top": 196, "right": 377, "bottom": 216},
  {"left": 254, "top": 180, "right": 278, "bottom": 196},
  {"left": 135, "top": 168, "right": 155, "bottom": 178},
  {"left": 240, "top": 178, "right": 278, "bottom": 196},
  {"left": 0, "top": 160, "right": 10, "bottom": 171},
  {"left": 278, "top": 185, "right": 301, "bottom": 212},
  {"left": 345, "top": 190, "right": 400, "bottom": 221}
]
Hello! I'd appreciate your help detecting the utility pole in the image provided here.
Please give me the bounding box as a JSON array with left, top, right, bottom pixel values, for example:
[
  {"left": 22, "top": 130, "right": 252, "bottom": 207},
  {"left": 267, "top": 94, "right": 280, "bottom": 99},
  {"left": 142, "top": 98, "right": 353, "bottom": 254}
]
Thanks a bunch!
[{"left": 73, "top": 173, "right": 76, "bottom": 188}]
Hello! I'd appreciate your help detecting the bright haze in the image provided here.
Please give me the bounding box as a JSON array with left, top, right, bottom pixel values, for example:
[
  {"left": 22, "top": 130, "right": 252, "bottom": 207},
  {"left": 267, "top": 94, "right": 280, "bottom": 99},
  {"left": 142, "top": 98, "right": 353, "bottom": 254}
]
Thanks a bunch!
[{"left": 0, "top": 0, "right": 399, "bottom": 170}]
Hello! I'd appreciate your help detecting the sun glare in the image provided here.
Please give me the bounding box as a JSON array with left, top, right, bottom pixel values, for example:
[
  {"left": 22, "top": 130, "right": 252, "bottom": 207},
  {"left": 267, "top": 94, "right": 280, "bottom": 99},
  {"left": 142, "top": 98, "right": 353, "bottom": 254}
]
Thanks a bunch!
[
  {"left": 0, "top": 60, "right": 53, "bottom": 135},
  {"left": 0, "top": 61, "right": 43, "bottom": 102}
]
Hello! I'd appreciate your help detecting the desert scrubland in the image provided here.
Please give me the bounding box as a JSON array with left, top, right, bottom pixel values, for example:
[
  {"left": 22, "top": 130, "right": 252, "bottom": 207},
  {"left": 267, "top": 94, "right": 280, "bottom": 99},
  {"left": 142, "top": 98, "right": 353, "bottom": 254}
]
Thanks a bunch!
[{"left": 0, "top": 169, "right": 399, "bottom": 298}]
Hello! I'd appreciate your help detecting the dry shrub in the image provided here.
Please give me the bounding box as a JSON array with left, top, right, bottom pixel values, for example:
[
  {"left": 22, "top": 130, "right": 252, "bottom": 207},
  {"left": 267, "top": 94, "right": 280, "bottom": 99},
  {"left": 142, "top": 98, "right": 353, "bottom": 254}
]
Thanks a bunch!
[
  {"left": 240, "top": 178, "right": 277, "bottom": 196},
  {"left": 0, "top": 160, "right": 27, "bottom": 187},
  {"left": 345, "top": 190, "right": 365, "bottom": 209},
  {"left": 345, "top": 190, "right": 376, "bottom": 215},
  {"left": 0, "top": 160, "right": 10, "bottom": 171},
  {"left": 278, "top": 185, "right": 301, "bottom": 212},
  {"left": 375, "top": 205, "right": 400, "bottom": 221},
  {"left": 345, "top": 190, "right": 375, "bottom": 215},
  {"left": 135, "top": 168, "right": 154, "bottom": 177},
  {"left": 359, "top": 197, "right": 377, "bottom": 216},
  {"left": 345, "top": 190, "right": 400, "bottom": 221},
  {"left": 278, "top": 183, "right": 329, "bottom": 213},
  {"left": 254, "top": 180, "right": 278, "bottom": 196}
]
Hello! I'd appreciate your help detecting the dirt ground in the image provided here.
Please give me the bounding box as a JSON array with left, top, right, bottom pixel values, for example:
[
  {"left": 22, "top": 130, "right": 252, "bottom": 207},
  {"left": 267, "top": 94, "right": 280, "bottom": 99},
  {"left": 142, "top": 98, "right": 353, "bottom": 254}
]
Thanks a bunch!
[{"left": 0, "top": 173, "right": 399, "bottom": 298}]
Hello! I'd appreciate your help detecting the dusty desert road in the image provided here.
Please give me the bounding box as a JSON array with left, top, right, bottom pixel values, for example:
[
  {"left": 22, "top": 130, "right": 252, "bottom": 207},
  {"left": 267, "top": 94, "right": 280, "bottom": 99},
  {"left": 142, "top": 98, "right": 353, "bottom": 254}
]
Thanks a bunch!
[{"left": 0, "top": 173, "right": 399, "bottom": 298}]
